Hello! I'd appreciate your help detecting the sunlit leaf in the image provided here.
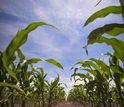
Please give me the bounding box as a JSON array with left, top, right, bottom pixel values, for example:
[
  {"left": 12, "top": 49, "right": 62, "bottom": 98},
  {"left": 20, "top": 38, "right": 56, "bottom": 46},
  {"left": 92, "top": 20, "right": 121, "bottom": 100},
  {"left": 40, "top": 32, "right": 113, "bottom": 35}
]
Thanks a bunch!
[
  {"left": 89, "top": 58, "right": 111, "bottom": 76},
  {"left": 51, "top": 73, "right": 60, "bottom": 91},
  {"left": 86, "top": 61, "right": 103, "bottom": 75},
  {"left": 26, "top": 58, "right": 42, "bottom": 65},
  {"left": 3, "top": 22, "right": 60, "bottom": 67},
  {"left": 88, "top": 36, "right": 124, "bottom": 63},
  {"left": 83, "top": 6, "right": 122, "bottom": 27},
  {"left": 103, "top": 52, "right": 112, "bottom": 57},
  {"left": 81, "top": 69, "right": 97, "bottom": 77},
  {"left": 17, "top": 49, "right": 25, "bottom": 61},
  {"left": 16, "top": 60, "right": 27, "bottom": 70},
  {"left": 45, "top": 59, "right": 64, "bottom": 70},
  {"left": 71, "top": 73, "right": 87, "bottom": 78},
  {"left": 87, "top": 23, "right": 124, "bottom": 39},
  {"left": 2, "top": 22, "right": 60, "bottom": 80},
  {"left": 0, "top": 82, "right": 25, "bottom": 94}
]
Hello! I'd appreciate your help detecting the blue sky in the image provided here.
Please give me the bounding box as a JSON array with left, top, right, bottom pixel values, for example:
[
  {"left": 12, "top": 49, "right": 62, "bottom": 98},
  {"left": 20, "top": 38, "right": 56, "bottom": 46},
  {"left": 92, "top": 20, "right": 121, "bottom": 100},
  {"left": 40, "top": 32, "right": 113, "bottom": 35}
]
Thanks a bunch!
[{"left": 0, "top": 0, "right": 123, "bottom": 95}]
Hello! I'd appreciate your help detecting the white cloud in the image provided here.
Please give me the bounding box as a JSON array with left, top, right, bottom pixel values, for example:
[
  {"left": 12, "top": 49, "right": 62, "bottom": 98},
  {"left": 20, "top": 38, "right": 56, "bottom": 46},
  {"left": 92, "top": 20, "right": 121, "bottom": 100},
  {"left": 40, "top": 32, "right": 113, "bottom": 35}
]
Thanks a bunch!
[{"left": 0, "top": 0, "right": 123, "bottom": 97}]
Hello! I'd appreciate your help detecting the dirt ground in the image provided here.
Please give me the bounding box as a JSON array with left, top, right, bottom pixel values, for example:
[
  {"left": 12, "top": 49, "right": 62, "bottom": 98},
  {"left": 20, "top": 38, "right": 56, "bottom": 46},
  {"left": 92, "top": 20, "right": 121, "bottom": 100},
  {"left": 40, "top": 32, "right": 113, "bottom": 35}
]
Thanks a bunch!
[
  {"left": 55, "top": 101, "right": 90, "bottom": 107},
  {"left": 5, "top": 100, "right": 90, "bottom": 107},
  {"left": 5, "top": 100, "right": 120, "bottom": 107}
]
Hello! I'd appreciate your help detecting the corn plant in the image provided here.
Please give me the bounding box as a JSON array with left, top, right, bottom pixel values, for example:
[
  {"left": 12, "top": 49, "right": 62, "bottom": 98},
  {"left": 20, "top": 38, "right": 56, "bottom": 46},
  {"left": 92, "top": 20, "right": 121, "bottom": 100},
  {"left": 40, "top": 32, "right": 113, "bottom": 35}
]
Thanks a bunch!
[
  {"left": 82, "top": 0, "right": 124, "bottom": 105},
  {"left": 67, "top": 84, "right": 88, "bottom": 105},
  {"left": 70, "top": 0, "right": 124, "bottom": 106},
  {"left": 0, "top": 22, "right": 64, "bottom": 107},
  {"left": 47, "top": 72, "right": 66, "bottom": 107},
  {"left": 32, "top": 67, "right": 49, "bottom": 107}
]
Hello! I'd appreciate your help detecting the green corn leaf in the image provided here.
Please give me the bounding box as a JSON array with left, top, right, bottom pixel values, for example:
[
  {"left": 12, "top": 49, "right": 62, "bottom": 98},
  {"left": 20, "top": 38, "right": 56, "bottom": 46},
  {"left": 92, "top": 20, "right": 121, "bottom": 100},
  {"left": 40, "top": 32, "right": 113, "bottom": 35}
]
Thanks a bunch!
[
  {"left": 2, "top": 22, "right": 60, "bottom": 81},
  {"left": 88, "top": 36, "right": 124, "bottom": 63},
  {"left": 75, "top": 78, "right": 84, "bottom": 82},
  {"left": 3, "top": 22, "right": 60, "bottom": 67},
  {"left": 73, "top": 84, "right": 83, "bottom": 87},
  {"left": 110, "top": 65, "right": 124, "bottom": 74},
  {"left": 63, "top": 83, "right": 68, "bottom": 88},
  {"left": 82, "top": 69, "right": 97, "bottom": 77},
  {"left": 113, "top": 73, "right": 123, "bottom": 99},
  {"left": 110, "top": 53, "right": 124, "bottom": 74},
  {"left": 26, "top": 58, "right": 42, "bottom": 65},
  {"left": 83, "top": 68, "right": 103, "bottom": 81},
  {"left": 38, "top": 67, "right": 44, "bottom": 77},
  {"left": 5, "top": 67, "right": 18, "bottom": 81},
  {"left": 26, "top": 58, "right": 64, "bottom": 70},
  {"left": 45, "top": 59, "right": 64, "bottom": 70},
  {"left": 30, "top": 63, "right": 34, "bottom": 70},
  {"left": 89, "top": 58, "right": 111, "bottom": 76},
  {"left": 17, "top": 49, "right": 25, "bottom": 61},
  {"left": 83, "top": 6, "right": 122, "bottom": 27},
  {"left": 44, "top": 79, "right": 49, "bottom": 86},
  {"left": 9, "top": 53, "right": 16, "bottom": 65},
  {"left": 0, "top": 82, "right": 25, "bottom": 94},
  {"left": 87, "top": 23, "right": 124, "bottom": 39},
  {"left": 119, "top": 0, "right": 124, "bottom": 6},
  {"left": 0, "top": 92, "right": 12, "bottom": 104},
  {"left": 86, "top": 61, "right": 103, "bottom": 75},
  {"left": 70, "top": 61, "right": 91, "bottom": 71},
  {"left": 95, "top": 0, "right": 102, "bottom": 7},
  {"left": 51, "top": 73, "right": 60, "bottom": 91},
  {"left": 16, "top": 60, "right": 27, "bottom": 70},
  {"left": 71, "top": 73, "right": 87, "bottom": 78},
  {"left": 103, "top": 52, "right": 112, "bottom": 57}
]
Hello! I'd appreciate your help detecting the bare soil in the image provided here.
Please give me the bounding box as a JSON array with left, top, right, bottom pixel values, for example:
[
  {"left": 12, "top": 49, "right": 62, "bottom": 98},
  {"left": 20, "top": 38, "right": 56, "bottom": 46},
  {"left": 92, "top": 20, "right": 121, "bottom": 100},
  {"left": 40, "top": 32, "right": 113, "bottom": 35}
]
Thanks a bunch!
[
  {"left": 55, "top": 101, "right": 90, "bottom": 107},
  {"left": 5, "top": 100, "right": 90, "bottom": 107}
]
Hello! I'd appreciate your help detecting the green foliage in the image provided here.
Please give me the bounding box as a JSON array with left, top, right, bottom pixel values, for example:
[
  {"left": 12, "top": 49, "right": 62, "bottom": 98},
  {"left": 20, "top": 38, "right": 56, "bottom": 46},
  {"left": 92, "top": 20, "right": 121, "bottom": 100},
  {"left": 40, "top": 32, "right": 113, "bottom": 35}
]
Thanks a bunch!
[
  {"left": 83, "top": 6, "right": 123, "bottom": 27},
  {"left": 2, "top": 22, "right": 61, "bottom": 81},
  {"left": 0, "top": 22, "right": 65, "bottom": 107},
  {"left": 70, "top": 0, "right": 124, "bottom": 106}
]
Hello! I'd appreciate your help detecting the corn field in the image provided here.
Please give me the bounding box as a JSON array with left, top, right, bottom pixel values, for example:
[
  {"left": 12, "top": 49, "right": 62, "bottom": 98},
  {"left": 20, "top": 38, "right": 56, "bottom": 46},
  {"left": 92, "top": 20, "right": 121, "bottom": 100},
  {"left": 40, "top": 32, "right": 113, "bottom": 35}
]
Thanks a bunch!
[{"left": 0, "top": 0, "right": 124, "bottom": 107}]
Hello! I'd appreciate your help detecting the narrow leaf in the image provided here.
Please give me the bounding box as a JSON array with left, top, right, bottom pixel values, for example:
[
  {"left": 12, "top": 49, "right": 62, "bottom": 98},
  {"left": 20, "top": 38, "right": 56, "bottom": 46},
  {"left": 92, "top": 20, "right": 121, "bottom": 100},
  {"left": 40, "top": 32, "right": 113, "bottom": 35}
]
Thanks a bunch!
[
  {"left": 71, "top": 73, "right": 87, "bottom": 78},
  {"left": 87, "top": 23, "right": 124, "bottom": 39},
  {"left": 3, "top": 22, "right": 60, "bottom": 67},
  {"left": 45, "top": 59, "right": 64, "bottom": 70},
  {"left": 83, "top": 6, "right": 122, "bottom": 27},
  {"left": 90, "top": 58, "right": 111, "bottom": 76},
  {"left": 17, "top": 49, "right": 25, "bottom": 61},
  {"left": 26, "top": 58, "right": 42, "bottom": 65},
  {"left": 88, "top": 36, "right": 124, "bottom": 63},
  {"left": 95, "top": 0, "right": 102, "bottom": 7},
  {"left": 0, "top": 82, "right": 25, "bottom": 94},
  {"left": 2, "top": 22, "right": 60, "bottom": 80}
]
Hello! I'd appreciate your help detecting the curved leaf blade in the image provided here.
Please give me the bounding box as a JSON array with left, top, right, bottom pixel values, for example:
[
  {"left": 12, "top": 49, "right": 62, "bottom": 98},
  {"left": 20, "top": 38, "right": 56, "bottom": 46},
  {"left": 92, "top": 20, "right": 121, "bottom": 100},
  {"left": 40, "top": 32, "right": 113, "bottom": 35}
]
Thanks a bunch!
[
  {"left": 0, "top": 82, "right": 25, "bottom": 94},
  {"left": 83, "top": 6, "right": 122, "bottom": 27},
  {"left": 71, "top": 73, "right": 87, "bottom": 78},
  {"left": 82, "top": 68, "right": 97, "bottom": 77},
  {"left": 87, "top": 23, "right": 124, "bottom": 39},
  {"left": 26, "top": 58, "right": 42, "bottom": 65},
  {"left": 17, "top": 49, "right": 25, "bottom": 61},
  {"left": 88, "top": 36, "right": 124, "bottom": 63},
  {"left": 89, "top": 58, "right": 111, "bottom": 76},
  {"left": 3, "top": 22, "right": 60, "bottom": 67},
  {"left": 45, "top": 59, "right": 64, "bottom": 70},
  {"left": 2, "top": 22, "right": 60, "bottom": 80}
]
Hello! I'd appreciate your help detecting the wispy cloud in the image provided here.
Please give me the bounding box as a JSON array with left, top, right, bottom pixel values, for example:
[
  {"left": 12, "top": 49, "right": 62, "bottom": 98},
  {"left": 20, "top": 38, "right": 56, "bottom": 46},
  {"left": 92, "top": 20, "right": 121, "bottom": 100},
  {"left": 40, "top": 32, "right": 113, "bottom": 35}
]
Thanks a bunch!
[{"left": 0, "top": 0, "right": 122, "bottom": 95}]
